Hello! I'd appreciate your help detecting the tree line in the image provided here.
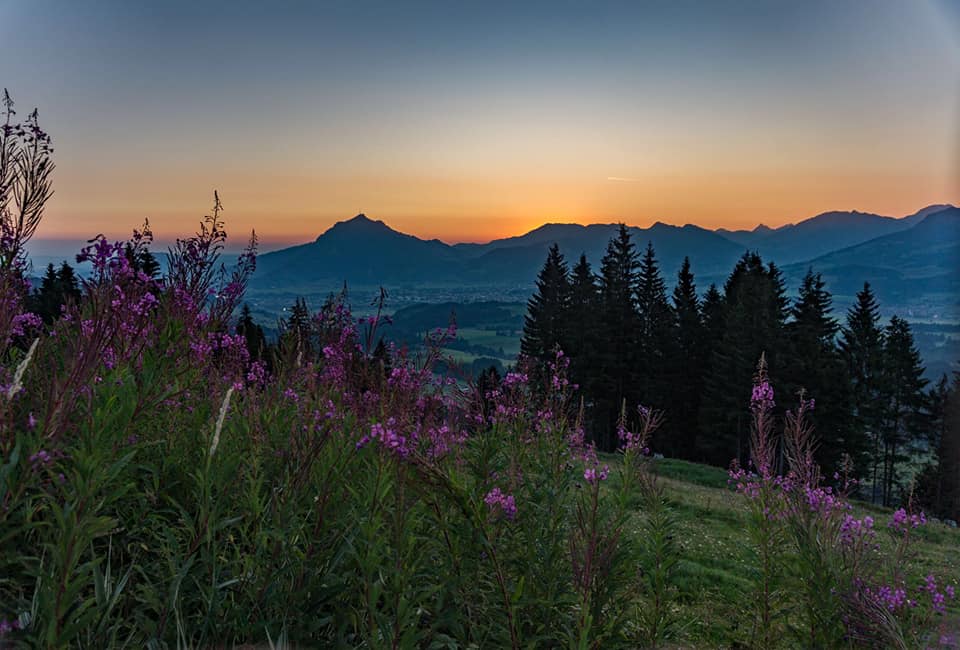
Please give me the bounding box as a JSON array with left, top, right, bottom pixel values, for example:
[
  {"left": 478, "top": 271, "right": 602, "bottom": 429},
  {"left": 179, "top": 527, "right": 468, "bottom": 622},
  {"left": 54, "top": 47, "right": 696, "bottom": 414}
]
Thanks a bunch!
[{"left": 520, "top": 225, "right": 959, "bottom": 510}]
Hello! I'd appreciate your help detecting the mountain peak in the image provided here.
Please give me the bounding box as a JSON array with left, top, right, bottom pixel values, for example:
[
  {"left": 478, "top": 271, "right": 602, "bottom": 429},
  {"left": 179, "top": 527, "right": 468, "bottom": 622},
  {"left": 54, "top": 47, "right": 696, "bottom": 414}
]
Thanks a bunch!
[{"left": 318, "top": 213, "right": 394, "bottom": 241}]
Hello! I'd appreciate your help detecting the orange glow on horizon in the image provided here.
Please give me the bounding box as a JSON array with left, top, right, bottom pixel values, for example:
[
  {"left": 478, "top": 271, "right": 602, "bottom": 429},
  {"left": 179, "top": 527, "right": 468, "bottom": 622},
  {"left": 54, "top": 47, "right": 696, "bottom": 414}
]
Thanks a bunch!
[{"left": 35, "top": 167, "right": 960, "bottom": 247}]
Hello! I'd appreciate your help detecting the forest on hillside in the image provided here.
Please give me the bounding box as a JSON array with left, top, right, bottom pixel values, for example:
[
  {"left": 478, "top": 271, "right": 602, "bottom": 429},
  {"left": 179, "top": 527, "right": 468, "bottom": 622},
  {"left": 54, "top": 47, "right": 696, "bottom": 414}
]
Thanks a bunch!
[{"left": 519, "top": 231, "right": 958, "bottom": 515}]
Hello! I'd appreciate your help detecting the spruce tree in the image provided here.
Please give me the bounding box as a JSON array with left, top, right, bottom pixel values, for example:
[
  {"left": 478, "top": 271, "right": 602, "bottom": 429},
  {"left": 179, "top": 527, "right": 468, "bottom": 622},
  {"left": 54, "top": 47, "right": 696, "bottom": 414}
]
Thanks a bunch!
[
  {"left": 700, "top": 284, "right": 725, "bottom": 356},
  {"left": 236, "top": 303, "right": 268, "bottom": 362},
  {"left": 520, "top": 243, "right": 571, "bottom": 363},
  {"left": 670, "top": 257, "right": 704, "bottom": 459},
  {"left": 594, "top": 225, "right": 640, "bottom": 451},
  {"left": 783, "top": 269, "right": 852, "bottom": 477},
  {"left": 566, "top": 254, "right": 599, "bottom": 401},
  {"left": 281, "top": 297, "right": 313, "bottom": 360},
  {"left": 935, "top": 374, "right": 960, "bottom": 521},
  {"left": 635, "top": 242, "right": 675, "bottom": 409},
  {"left": 698, "top": 252, "right": 787, "bottom": 466},
  {"left": 32, "top": 263, "right": 60, "bottom": 323},
  {"left": 31, "top": 261, "right": 82, "bottom": 323},
  {"left": 838, "top": 282, "right": 885, "bottom": 481},
  {"left": 56, "top": 262, "right": 81, "bottom": 304},
  {"left": 877, "top": 316, "right": 928, "bottom": 505},
  {"left": 915, "top": 375, "right": 957, "bottom": 519}
]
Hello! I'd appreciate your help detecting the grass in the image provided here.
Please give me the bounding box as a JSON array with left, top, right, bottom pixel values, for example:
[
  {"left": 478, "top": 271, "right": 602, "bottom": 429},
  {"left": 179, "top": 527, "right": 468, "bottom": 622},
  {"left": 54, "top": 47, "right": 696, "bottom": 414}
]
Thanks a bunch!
[{"left": 604, "top": 456, "right": 960, "bottom": 648}]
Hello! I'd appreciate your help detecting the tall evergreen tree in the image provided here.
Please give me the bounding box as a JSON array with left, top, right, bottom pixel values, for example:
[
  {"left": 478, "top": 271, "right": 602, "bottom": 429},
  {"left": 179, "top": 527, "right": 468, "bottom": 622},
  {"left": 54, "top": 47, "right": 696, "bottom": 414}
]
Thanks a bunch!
[
  {"left": 877, "top": 316, "right": 928, "bottom": 505},
  {"left": 783, "top": 269, "right": 852, "bottom": 477},
  {"left": 594, "top": 225, "right": 640, "bottom": 451},
  {"left": 31, "top": 261, "right": 82, "bottom": 324},
  {"left": 635, "top": 242, "right": 675, "bottom": 410},
  {"left": 933, "top": 373, "right": 960, "bottom": 521},
  {"left": 915, "top": 375, "right": 958, "bottom": 519},
  {"left": 566, "top": 253, "right": 600, "bottom": 400},
  {"left": 56, "top": 262, "right": 81, "bottom": 304},
  {"left": 670, "top": 257, "right": 705, "bottom": 459},
  {"left": 281, "top": 297, "right": 313, "bottom": 360},
  {"left": 236, "top": 303, "right": 268, "bottom": 363},
  {"left": 700, "top": 284, "right": 725, "bottom": 357},
  {"left": 32, "top": 263, "right": 60, "bottom": 324},
  {"left": 520, "top": 243, "right": 571, "bottom": 363},
  {"left": 698, "top": 252, "right": 787, "bottom": 466},
  {"left": 838, "top": 282, "right": 886, "bottom": 480}
]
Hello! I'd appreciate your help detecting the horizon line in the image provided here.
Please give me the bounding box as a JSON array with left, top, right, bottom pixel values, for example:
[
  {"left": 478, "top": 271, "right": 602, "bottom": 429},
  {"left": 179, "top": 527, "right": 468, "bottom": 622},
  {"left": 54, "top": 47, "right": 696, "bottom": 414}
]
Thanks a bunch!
[{"left": 27, "top": 201, "right": 957, "bottom": 255}]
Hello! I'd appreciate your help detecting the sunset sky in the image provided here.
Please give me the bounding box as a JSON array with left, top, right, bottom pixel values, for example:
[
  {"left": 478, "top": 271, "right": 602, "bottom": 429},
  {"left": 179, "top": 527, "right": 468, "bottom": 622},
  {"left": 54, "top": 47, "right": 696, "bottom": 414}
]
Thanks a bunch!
[{"left": 3, "top": 0, "right": 959, "bottom": 251}]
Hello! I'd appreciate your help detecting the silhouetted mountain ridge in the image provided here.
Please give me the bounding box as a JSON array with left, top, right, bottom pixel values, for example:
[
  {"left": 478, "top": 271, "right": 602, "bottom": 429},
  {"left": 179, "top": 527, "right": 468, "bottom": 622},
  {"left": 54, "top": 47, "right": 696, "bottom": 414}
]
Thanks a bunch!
[{"left": 252, "top": 204, "right": 957, "bottom": 294}]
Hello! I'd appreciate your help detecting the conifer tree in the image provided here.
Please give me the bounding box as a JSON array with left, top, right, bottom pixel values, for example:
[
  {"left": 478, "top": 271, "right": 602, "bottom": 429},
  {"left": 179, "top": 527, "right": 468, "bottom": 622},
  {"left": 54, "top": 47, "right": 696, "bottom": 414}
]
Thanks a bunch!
[
  {"left": 633, "top": 241, "right": 675, "bottom": 452},
  {"left": 700, "top": 284, "right": 725, "bottom": 356},
  {"left": 838, "top": 282, "right": 885, "bottom": 480},
  {"left": 32, "top": 263, "right": 60, "bottom": 323},
  {"left": 236, "top": 303, "right": 268, "bottom": 362},
  {"left": 281, "top": 297, "right": 313, "bottom": 360},
  {"left": 698, "top": 252, "right": 787, "bottom": 466},
  {"left": 670, "top": 257, "right": 704, "bottom": 459},
  {"left": 31, "top": 261, "right": 82, "bottom": 323},
  {"left": 877, "top": 316, "right": 928, "bottom": 505},
  {"left": 696, "top": 283, "right": 725, "bottom": 461},
  {"left": 57, "top": 262, "right": 80, "bottom": 296},
  {"left": 915, "top": 375, "right": 958, "bottom": 519},
  {"left": 934, "top": 374, "right": 960, "bottom": 521},
  {"left": 635, "top": 242, "right": 675, "bottom": 407},
  {"left": 566, "top": 253, "right": 599, "bottom": 399},
  {"left": 783, "top": 269, "right": 852, "bottom": 477},
  {"left": 594, "top": 225, "right": 640, "bottom": 450},
  {"left": 520, "top": 243, "right": 571, "bottom": 363}
]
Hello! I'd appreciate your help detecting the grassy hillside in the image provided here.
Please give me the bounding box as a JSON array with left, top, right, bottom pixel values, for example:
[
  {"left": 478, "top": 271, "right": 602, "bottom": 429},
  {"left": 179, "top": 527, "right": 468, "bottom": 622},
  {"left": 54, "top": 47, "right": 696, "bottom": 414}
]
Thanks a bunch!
[{"left": 639, "top": 458, "right": 960, "bottom": 647}]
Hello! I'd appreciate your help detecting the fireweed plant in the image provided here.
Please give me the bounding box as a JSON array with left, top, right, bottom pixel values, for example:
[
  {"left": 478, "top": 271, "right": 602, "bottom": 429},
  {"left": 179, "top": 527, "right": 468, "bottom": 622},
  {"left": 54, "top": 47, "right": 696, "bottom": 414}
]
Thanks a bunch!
[
  {"left": 0, "top": 174, "right": 677, "bottom": 645},
  {"left": 731, "top": 356, "right": 956, "bottom": 649}
]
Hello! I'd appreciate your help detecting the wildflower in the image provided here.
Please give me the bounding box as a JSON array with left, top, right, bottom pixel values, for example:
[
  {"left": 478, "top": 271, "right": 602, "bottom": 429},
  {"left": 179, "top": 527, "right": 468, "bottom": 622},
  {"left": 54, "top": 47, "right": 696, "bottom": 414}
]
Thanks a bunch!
[
  {"left": 0, "top": 618, "right": 20, "bottom": 635},
  {"left": 484, "top": 487, "right": 517, "bottom": 520},
  {"left": 357, "top": 421, "right": 412, "bottom": 458},
  {"left": 751, "top": 380, "right": 775, "bottom": 412},
  {"left": 584, "top": 464, "right": 610, "bottom": 485},
  {"left": 502, "top": 371, "right": 528, "bottom": 387},
  {"left": 889, "top": 508, "right": 925, "bottom": 532},
  {"left": 29, "top": 449, "right": 53, "bottom": 467}
]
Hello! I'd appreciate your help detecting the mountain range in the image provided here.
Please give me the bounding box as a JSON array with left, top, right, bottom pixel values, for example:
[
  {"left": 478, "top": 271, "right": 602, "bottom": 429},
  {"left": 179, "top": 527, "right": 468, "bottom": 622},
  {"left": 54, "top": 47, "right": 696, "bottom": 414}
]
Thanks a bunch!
[{"left": 253, "top": 204, "right": 958, "bottom": 307}]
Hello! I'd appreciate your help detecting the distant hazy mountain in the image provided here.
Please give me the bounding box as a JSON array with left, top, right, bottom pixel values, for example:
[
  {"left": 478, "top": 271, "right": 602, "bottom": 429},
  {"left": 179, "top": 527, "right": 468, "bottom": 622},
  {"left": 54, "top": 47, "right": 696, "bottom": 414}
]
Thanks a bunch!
[
  {"left": 252, "top": 204, "right": 957, "bottom": 294},
  {"left": 255, "top": 214, "right": 462, "bottom": 288},
  {"left": 254, "top": 217, "right": 746, "bottom": 290},
  {"left": 782, "top": 206, "right": 960, "bottom": 302},
  {"left": 714, "top": 205, "right": 954, "bottom": 265}
]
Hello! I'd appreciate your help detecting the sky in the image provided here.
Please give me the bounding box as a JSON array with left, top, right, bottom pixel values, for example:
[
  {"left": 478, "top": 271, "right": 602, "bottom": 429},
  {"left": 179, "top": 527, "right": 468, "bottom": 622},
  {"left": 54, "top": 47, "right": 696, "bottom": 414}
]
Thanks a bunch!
[{"left": 2, "top": 0, "right": 959, "bottom": 251}]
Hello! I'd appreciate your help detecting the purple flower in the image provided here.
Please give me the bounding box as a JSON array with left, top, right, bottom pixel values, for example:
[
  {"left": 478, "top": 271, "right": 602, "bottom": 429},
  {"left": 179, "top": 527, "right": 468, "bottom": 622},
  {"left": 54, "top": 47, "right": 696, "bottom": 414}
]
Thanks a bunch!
[
  {"left": 751, "top": 380, "right": 775, "bottom": 412},
  {"left": 889, "top": 508, "right": 925, "bottom": 532},
  {"left": 584, "top": 464, "right": 609, "bottom": 485},
  {"left": 484, "top": 487, "right": 517, "bottom": 520},
  {"left": 0, "top": 617, "right": 21, "bottom": 635}
]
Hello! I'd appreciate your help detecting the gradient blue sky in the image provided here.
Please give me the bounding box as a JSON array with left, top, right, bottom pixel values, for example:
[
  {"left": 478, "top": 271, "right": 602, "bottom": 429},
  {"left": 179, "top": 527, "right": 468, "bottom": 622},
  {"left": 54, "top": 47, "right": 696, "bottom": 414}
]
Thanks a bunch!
[{"left": 2, "top": 0, "right": 959, "bottom": 250}]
